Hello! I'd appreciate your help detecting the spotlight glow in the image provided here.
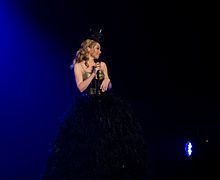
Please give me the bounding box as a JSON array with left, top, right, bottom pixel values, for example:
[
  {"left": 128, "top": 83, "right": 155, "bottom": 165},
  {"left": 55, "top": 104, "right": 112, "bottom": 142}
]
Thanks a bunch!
[{"left": 185, "top": 141, "right": 193, "bottom": 157}]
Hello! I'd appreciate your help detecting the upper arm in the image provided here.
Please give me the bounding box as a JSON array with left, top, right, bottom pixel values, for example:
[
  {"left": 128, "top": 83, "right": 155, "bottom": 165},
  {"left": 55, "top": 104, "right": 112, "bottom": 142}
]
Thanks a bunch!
[
  {"left": 101, "top": 61, "right": 110, "bottom": 79},
  {"left": 74, "top": 63, "right": 83, "bottom": 88}
]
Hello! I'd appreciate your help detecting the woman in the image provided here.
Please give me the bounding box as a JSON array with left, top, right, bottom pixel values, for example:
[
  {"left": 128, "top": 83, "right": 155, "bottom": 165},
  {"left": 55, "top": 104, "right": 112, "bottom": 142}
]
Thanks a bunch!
[
  {"left": 73, "top": 39, "right": 112, "bottom": 94},
  {"left": 42, "top": 39, "right": 148, "bottom": 180}
]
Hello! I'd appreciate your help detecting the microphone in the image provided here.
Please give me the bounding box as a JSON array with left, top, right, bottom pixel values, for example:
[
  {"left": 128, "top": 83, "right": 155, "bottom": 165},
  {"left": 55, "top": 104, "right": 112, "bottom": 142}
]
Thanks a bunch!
[
  {"left": 95, "top": 60, "right": 101, "bottom": 94},
  {"left": 95, "top": 60, "right": 101, "bottom": 80}
]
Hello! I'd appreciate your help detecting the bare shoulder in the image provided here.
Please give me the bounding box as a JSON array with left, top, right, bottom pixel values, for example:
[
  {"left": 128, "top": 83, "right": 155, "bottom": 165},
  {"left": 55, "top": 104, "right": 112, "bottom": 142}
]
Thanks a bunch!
[
  {"left": 100, "top": 61, "right": 106, "bottom": 65},
  {"left": 74, "top": 62, "right": 83, "bottom": 72},
  {"left": 100, "top": 61, "right": 107, "bottom": 68}
]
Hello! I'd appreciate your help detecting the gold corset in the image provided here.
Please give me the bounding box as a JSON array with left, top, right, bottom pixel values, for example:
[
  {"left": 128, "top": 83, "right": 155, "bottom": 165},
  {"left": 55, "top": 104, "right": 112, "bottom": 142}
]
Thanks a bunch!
[
  {"left": 82, "top": 70, "right": 104, "bottom": 81},
  {"left": 82, "top": 70, "right": 105, "bottom": 95}
]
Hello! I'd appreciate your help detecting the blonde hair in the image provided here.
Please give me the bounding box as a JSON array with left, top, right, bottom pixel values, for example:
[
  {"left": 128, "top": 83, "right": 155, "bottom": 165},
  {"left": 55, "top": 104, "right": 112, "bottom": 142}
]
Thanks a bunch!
[{"left": 70, "top": 39, "right": 98, "bottom": 70}]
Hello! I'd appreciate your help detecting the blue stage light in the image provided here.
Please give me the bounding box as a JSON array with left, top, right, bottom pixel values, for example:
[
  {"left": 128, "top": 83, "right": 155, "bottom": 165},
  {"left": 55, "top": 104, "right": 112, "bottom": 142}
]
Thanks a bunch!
[{"left": 185, "top": 141, "right": 193, "bottom": 157}]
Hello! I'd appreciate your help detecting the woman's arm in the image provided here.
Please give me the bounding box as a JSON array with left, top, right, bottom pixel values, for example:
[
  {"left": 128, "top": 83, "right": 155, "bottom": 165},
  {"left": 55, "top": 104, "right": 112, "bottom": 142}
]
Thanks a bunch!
[
  {"left": 74, "top": 63, "right": 97, "bottom": 92},
  {"left": 100, "top": 62, "right": 112, "bottom": 91}
]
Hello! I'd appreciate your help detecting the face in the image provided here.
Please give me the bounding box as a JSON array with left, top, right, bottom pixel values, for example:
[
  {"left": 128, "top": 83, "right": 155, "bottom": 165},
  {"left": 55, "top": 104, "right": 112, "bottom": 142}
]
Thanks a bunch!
[{"left": 89, "top": 43, "right": 101, "bottom": 59}]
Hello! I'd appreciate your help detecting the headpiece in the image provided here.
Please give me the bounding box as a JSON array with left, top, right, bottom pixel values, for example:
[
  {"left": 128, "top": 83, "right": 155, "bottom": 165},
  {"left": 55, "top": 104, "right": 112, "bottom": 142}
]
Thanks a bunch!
[{"left": 87, "top": 28, "right": 104, "bottom": 45}]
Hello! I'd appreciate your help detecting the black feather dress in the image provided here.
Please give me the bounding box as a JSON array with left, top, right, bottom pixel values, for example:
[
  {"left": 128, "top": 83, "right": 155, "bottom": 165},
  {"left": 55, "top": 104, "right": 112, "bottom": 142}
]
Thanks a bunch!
[{"left": 41, "top": 70, "right": 148, "bottom": 180}]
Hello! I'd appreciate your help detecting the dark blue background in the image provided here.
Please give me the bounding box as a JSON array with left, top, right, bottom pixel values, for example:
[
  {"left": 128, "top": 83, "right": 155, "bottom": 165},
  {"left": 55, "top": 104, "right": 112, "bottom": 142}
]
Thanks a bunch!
[{"left": 0, "top": 0, "right": 217, "bottom": 179}]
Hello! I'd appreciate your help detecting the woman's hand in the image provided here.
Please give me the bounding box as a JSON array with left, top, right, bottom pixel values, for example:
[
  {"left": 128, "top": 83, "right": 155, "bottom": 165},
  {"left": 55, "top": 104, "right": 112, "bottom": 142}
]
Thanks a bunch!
[
  {"left": 100, "top": 78, "right": 110, "bottom": 92},
  {"left": 92, "top": 62, "right": 101, "bottom": 75}
]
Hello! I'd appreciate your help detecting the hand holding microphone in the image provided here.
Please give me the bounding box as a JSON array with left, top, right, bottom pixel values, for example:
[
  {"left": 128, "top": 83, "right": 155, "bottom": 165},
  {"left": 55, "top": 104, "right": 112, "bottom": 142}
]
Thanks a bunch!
[{"left": 92, "top": 62, "right": 101, "bottom": 75}]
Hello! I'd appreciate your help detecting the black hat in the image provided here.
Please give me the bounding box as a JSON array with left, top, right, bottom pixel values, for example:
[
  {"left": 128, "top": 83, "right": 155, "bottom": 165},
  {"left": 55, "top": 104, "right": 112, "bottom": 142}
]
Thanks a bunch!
[{"left": 87, "top": 28, "right": 104, "bottom": 44}]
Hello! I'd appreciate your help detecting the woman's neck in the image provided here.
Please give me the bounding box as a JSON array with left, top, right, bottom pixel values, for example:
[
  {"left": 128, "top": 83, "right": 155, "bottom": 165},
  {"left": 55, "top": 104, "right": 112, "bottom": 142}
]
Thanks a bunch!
[{"left": 87, "top": 57, "right": 95, "bottom": 64}]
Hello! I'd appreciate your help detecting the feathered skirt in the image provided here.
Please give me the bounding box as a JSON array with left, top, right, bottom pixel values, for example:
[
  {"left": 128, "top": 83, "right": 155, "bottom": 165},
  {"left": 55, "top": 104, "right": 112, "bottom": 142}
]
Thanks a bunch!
[{"left": 42, "top": 91, "right": 148, "bottom": 180}]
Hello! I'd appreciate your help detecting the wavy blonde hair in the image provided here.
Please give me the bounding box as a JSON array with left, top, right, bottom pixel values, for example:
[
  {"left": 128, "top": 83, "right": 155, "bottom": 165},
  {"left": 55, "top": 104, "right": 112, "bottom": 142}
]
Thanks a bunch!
[{"left": 70, "top": 39, "right": 98, "bottom": 70}]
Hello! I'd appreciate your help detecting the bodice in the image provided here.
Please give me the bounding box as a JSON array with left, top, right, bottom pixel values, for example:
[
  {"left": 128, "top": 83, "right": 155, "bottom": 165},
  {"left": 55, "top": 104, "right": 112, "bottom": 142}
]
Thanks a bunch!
[{"left": 82, "top": 70, "right": 105, "bottom": 96}]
